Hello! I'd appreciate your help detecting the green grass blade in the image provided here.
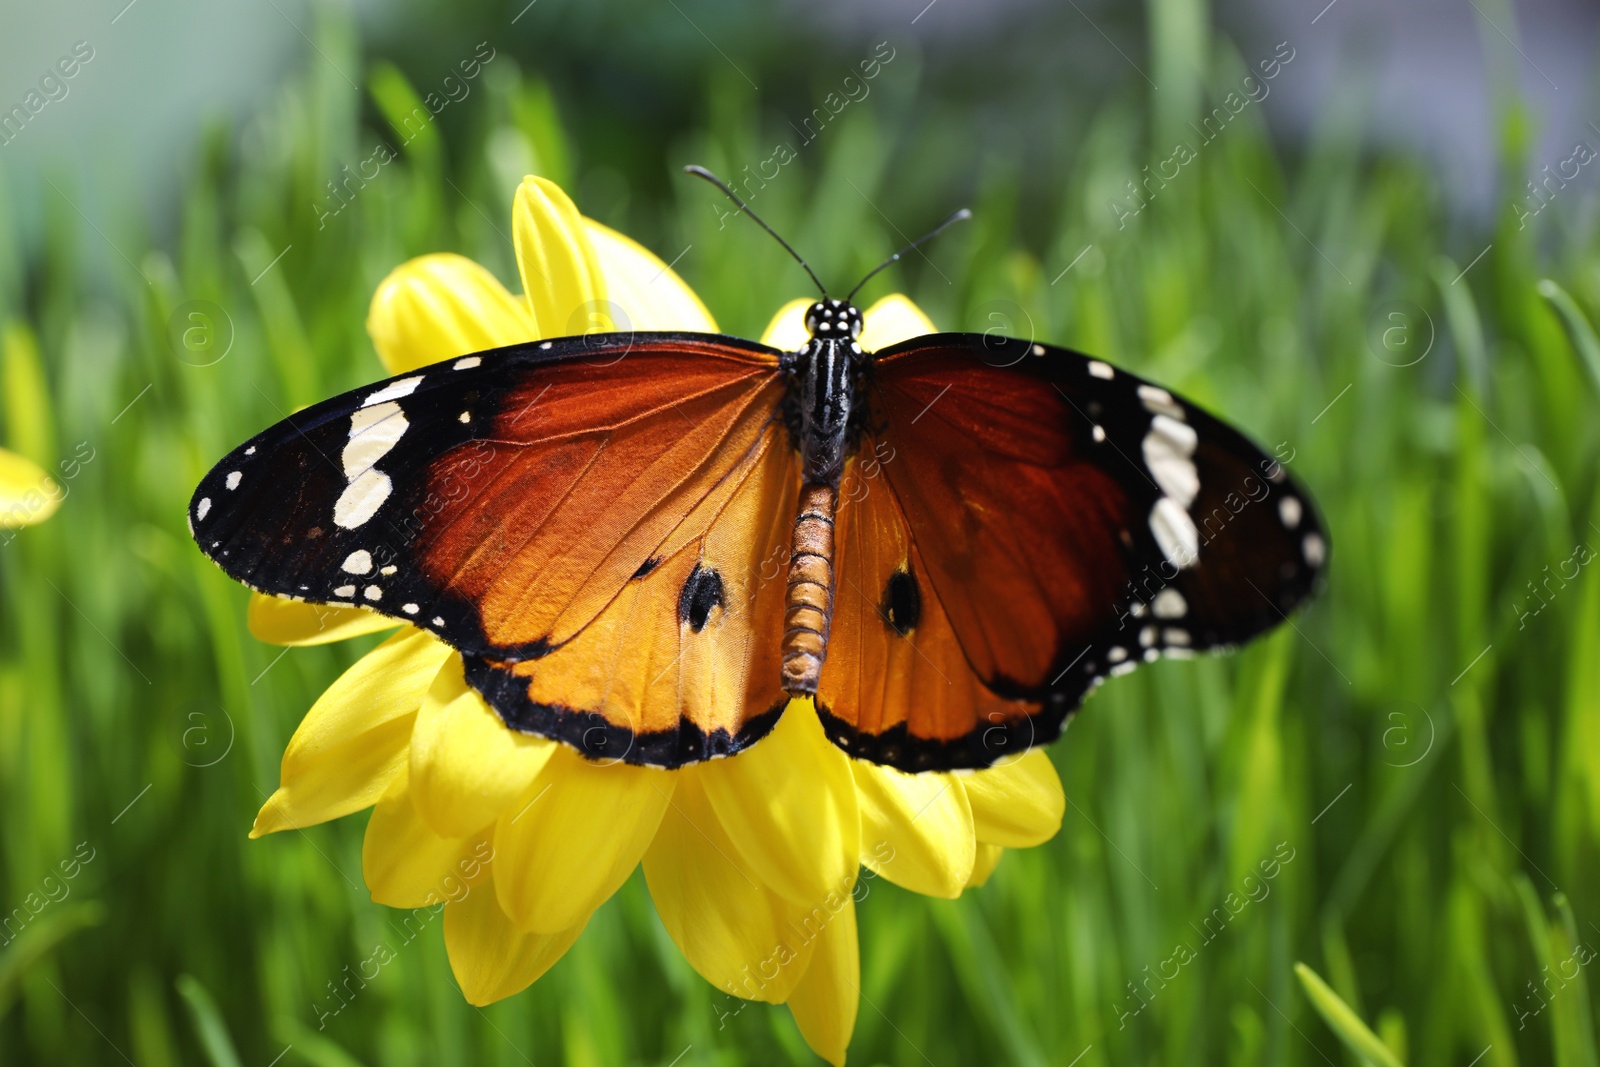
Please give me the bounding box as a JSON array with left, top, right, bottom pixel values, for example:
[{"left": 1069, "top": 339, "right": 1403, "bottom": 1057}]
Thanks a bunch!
[
  {"left": 176, "top": 974, "right": 246, "bottom": 1067},
  {"left": 1537, "top": 279, "right": 1600, "bottom": 398},
  {"left": 1295, "top": 962, "right": 1405, "bottom": 1067},
  {"left": 275, "top": 1019, "right": 371, "bottom": 1067}
]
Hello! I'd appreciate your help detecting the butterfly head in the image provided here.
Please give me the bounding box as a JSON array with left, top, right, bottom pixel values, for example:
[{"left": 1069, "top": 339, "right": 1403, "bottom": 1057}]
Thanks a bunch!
[{"left": 805, "top": 299, "right": 863, "bottom": 342}]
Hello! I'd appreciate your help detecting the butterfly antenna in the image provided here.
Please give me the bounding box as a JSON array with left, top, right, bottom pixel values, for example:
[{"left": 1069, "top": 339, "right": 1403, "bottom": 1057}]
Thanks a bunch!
[
  {"left": 684, "top": 165, "right": 827, "bottom": 297},
  {"left": 845, "top": 208, "right": 973, "bottom": 302}
]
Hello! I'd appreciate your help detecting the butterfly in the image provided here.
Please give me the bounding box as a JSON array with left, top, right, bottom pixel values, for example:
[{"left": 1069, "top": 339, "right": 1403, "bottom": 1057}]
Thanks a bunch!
[{"left": 189, "top": 168, "right": 1326, "bottom": 773}]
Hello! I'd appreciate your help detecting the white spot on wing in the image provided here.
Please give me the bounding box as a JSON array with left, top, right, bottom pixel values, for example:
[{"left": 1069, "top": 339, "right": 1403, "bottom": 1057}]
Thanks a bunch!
[
  {"left": 342, "top": 550, "right": 373, "bottom": 574},
  {"left": 1088, "top": 360, "right": 1114, "bottom": 380},
  {"left": 225, "top": 471, "right": 242, "bottom": 490},
  {"left": 380, "top": 566, "right": 397, "bottom": 576},
  {"left": 1092, "top": 425, "right": 1106, "bottom": 442},
  {"left": 454, "top": 356, "right": 481, "bottom": 370},
  {"left": 344, "top": 403, "right": 409, "bottom": 478},
  {"left": 349, "top": 401, "right": 403, "bottom": 434},
  {"left": 334, "top": 470, "right": 392, "bottom": 528},
  {"left": 1279, "top": 496, "right": 1303, "bottom": 529},
  {"left": 1303, "top": 532, "right": 1326, "bottom": 567},
  {"left": 1138, "top": 385, "right": 1184, "bottom": 419},
  {"left": 1149, "top": 498, "right": 1200, "bottom": 569},
  {"left": 333, "top": 584, "right": 356, "bottom": 598},
  {"left": 362, "top": 375, "right": 424, "bottom": 407},
  {"left": 458, "top": 411, "right": 471, "bottom": 423},
  {"left": 364, "top": 585, "right": 382, "bottom": 601},
  {"left": 196, "top": 497, "right": 211, "bottom": 520},
  {"left": 1142, "top": 414, "right": 1199, "bottom": 507},
  {"left": 244, "top": 446, "right": 256, "bottom": 455},
  {"left": 1152, "top": 588, "right": 1187, "bottom": 618},
  {"left": 402, "top": 602, "right": 419, "bottom": 615},
  {"left": 1107, "top": 646, "right": 1128, "bottom": 664}
]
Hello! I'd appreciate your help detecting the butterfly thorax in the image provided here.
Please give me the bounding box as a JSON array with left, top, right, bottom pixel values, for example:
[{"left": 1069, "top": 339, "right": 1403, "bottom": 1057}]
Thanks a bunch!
[
  {"left": 786, "top": 298, "right": 866, "bottom": 487},
  {"left": 779, "top": 298, "right": 865, "bottom": 694}
]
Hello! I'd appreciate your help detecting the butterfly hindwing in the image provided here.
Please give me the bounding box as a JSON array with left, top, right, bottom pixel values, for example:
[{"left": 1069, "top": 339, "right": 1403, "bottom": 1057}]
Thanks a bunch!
[
  {"left": 465, "top": 423, "right": 800, "bottom": 765},
  {"left": 823, "top": 442, "right": 1045, "bottom": 770},
  {"left": 191, "top": 333, "right": 797, "bottom": 766},
  {"left": 814, "top": 333, "right": 1327, "bottom": 770}
]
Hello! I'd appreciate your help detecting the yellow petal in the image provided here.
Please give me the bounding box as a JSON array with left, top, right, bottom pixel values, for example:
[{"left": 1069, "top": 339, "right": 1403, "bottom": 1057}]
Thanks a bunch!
[
  {"left": 961, "top": 750, "right": 1065, "bottom": 848},
  {"left": 966, "top": 843, "right": 1005, "bottom": 889},
  {"left": 494, "top": 748, "right": 674, "bottom": 933},
  {"left": 247, "top": 593, "right": 401, "bottom": 647},
  {"left": 584, "top": 219, "right": 717, "bottom": 333},
  {"left": 408, "top": 656, "right": 558, "bottom": 838},
  {"left": 512, "top": 176, "right": 610, "bottom": 338},
  {"left": 852, "top": 765, "right": 975, "bottom": 899},
  {"left": 366, "top": 253, "right": 535, "bottom": 374},
  {"left": 252, "top": 627, "right": 451, "bottom": 836},
  {"left": 700, "top": 702, "right": 859, "bottom": 906},
  {"left": 363, "top": 767, "right": 493, "bottom": 909},
  {"left": 444, "top": 871, "right": 586, "bottom": 1006},
  {"left": 786, "top": 894, "right": 860, "bottom": 1067},
  {"left": 643, "top": 771, "right": 822, "bottom": 1004},
  {"left": 0, "top": 447, "right": 60, "bottom": 527},
  {"left": 759, "top": 297, "right": 814, "bottom": 351},
  {"left": 859, "top": 293, "right": 937, "bottom": 352}
]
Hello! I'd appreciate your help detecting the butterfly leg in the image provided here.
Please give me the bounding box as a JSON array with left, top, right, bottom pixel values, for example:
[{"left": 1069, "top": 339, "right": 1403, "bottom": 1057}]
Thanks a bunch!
[{"left": 780, "top": 482, "right": 838, "bottom": 694}]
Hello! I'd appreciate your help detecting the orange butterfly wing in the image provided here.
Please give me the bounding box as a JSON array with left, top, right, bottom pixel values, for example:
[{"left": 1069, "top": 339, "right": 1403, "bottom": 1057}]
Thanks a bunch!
[
  {"left": 466, "top": 419, "right": 800, "bottom": 765},
  {"left": 816, "top": 335, "right": 1326, "bottom": 769},
  {"left": 822, "top": 442, "right": 1045, "bottom": 770},
  {"left": 192, "top": 334, "right": 799, "bottom": 766}
]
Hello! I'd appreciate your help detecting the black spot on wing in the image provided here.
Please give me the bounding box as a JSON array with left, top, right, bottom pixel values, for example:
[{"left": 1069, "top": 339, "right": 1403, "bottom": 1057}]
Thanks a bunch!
[
  {"left": 678, "top": 564, "right": 724, "bottom": 632},
  {"left": 632, "top": 557, "right": 661, "bottom": 580},
  {"left": 879, "top": 569, "right": 921, "bottom": 636}
]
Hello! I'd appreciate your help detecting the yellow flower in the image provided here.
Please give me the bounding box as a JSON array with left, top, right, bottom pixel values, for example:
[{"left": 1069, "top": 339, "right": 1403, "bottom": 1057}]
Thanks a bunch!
[
  {"left": 0, "top": 448, "right": 60, "bottom": 529},
  {"left": 249, "top": 176, "right": 1065, "bottom": 1065},
  {"left": 1, "top": 325, "right": 63, "bottom": 530}
]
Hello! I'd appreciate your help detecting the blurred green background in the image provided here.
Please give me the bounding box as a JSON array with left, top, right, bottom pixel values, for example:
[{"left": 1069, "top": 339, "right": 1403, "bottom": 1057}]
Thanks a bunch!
[{"left": 4, "top": 0, "right": 1600, "bottom": 1063}]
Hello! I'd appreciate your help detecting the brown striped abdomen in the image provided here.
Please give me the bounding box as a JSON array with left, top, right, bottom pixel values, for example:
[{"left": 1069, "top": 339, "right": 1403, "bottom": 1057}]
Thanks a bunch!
[{"left": 781, "top": 482, "right": 838, "bottom": 694}]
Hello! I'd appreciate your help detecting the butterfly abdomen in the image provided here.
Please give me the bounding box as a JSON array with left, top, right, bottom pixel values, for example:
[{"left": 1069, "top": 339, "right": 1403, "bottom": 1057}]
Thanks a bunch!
[{"left": 781, "top": 482, "right": 839, "bottom": 694}]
